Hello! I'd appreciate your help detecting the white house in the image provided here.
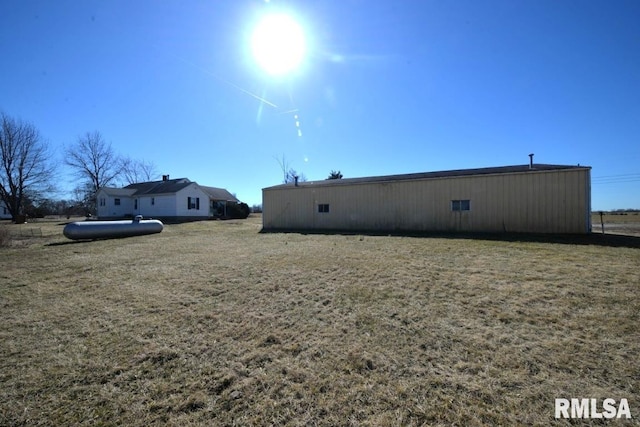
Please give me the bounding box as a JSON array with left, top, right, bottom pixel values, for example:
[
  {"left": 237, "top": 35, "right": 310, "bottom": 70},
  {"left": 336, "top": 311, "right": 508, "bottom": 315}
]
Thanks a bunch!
[
  {"left": 96, "top": 177, "right": 240, "bottom": 220},
  {"left": 0, "top": 201, "right": 11, "bottom": 219}
]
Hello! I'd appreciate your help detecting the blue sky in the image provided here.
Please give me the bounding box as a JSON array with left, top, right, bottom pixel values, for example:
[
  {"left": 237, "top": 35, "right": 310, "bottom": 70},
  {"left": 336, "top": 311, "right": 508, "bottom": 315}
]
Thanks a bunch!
[{"left": 1, "top": 0, "right": 639, "bottom": 210}]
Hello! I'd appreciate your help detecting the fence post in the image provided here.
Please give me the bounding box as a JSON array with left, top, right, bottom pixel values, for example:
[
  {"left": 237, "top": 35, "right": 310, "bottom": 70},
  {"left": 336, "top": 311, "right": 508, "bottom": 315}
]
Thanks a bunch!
[{"left": 599, "top": 211, "right": 605, "bottom": 234}]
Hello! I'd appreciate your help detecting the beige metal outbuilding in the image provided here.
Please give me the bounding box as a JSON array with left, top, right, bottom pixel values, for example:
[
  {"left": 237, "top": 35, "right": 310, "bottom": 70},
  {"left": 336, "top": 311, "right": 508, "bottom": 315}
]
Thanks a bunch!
[{"left": 262, "top": 163, "right": 592, "bottom": 234}]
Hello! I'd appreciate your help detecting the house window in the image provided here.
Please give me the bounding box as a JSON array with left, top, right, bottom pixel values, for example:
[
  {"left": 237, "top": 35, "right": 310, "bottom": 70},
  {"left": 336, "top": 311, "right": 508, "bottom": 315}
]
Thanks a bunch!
[
  {"left": 318, "top": 204, "right": 330, "bottom": 213},
  {"left": 451, "top": 199, "right": 470, "bottom": 211},
  {"left": 188, "top": 197, "right": 200, "bottom": 210},
  {"left": 99, "top": 198, "right": 105, "bottom": 207},
  {"left": 134, "top": 199, "right": 138, "bottom": 210},
  {"left": 151, "top": 197, "right": 155, "bottom": 206},
  {"left": 114, "top": 198, "right": 121, "bottom": 206}
]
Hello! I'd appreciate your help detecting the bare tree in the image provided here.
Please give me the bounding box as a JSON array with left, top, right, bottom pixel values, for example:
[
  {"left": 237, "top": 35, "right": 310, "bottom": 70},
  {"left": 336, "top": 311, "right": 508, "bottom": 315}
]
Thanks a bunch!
[
  {"left": 0, "top": 113, "right": 56, "bottom": 222},
  {"left": 70, "top": 182, "right": 95, "bottom": 216},
  {"left": 286, "top": 168, "right": 306, "bottom": 184},
  {"left": 276, "top": 154, "right": 291, "bottom": 184},
  {"left": 121, "top": 157, "right": 159, "bottom": 184},
  {"left": 65, "top": 131, "right": 122, "bottom": 213},
  {"left": 276, "top": 154, "right": 306, "bottom": 184}
]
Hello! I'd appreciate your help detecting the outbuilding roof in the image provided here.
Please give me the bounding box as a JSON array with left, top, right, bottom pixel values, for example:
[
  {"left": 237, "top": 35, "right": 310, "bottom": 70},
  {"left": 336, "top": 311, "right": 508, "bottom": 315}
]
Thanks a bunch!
[{"left": 263, "top": 164, "right": 591, "bottom": 190}]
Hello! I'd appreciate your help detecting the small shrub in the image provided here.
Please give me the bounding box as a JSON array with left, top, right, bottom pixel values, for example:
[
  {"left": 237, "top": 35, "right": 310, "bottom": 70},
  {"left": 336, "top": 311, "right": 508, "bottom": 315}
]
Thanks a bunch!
[{"left": 226, "top": 202, "right": 251, "bottom": 219}]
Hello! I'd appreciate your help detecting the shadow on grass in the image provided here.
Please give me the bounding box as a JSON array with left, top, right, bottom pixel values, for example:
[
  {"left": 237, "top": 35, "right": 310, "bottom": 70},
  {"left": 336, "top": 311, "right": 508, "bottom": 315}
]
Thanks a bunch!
[
  {"left": 260, "top": 229, "right": 640, "bottom": 249},
  {"left": 46, "top": 235, "right": 154, "bottom": 246},
  {"left": 46, "top": 240, "right": 95, "bottom": 246}
]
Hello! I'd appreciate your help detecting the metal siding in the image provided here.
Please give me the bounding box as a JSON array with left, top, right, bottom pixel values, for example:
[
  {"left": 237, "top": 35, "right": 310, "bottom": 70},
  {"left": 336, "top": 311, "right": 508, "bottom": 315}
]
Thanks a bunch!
[
  {"left": 543, "top": 172, "right": 557, "bottom": 232},
  {"left": 502, "top": 174, "right": 519, "bottom": 232},
  {"left": 550, "top": 172, "right": 564, "bottom": 232},
  {"left": 262, "top": 167, "right": 591, "bottom": 234},
  {"left": 556, "top": 173, "right": 565, "bottom": 233},
  {"left": 559, "top": 171, "right": 568, "bottom": 232},
  {"left": 565, "top": 172, "right": 576, "bottom": 232},
  {"left": 531, "top": 172, "right": 542, "bottom": 231},
  {"left": 585, "top": 169, "right": 592, "bottom": 232},
  {"left": 528, "top": 171, "right": 541, "bottom": 232}
]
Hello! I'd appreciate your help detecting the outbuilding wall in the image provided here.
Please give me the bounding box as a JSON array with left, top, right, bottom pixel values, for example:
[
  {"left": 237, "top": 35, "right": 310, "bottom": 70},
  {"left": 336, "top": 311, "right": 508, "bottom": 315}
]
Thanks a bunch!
[{"left": 262, "top": 168, "right": 591, "bottom": 234}]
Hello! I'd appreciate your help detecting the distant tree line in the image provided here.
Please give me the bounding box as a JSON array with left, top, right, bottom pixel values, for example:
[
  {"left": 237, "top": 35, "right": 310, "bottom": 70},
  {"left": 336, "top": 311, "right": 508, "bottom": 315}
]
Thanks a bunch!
[
  {"left": 0, "top": 111, "right": 158, "bottom": 222},
  {"left": 599, "top": 209, "right": 640, "bottom": 215},
  {"left": 1, "top": 112, "right": 345, "bottom": 223}
]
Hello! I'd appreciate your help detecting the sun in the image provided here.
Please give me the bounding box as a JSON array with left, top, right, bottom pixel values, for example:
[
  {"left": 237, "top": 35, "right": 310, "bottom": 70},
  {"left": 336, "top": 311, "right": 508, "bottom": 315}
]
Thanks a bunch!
[{"left": 251, "top": 13, "right": 306, "bottom": 76}]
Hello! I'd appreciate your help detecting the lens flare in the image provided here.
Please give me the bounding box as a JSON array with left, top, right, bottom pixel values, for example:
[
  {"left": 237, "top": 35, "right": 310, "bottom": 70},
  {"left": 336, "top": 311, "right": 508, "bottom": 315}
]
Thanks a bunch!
[{"left": 251, "top": 13, "right": 306, "bottom": 76}]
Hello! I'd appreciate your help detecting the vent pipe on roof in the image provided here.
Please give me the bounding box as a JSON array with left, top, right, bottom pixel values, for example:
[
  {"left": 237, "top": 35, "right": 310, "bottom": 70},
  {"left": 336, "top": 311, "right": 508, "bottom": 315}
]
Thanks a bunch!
[
  {"left": 162, "top": 174, "right": 169, "bottom": 181},
  {"left": 294, "top": 176, "right": 299, "bottom": 187},
  {"left": 528, "top": 153, "right": 534, "bottom": 169}
]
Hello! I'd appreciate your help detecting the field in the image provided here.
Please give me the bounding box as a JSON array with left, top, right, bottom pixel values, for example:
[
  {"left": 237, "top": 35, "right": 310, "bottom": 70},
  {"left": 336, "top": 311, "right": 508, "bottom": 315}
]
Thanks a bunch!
[
  {"left": 591, "top": 212, "right": 640, "bottom": 237},
  {"left": 1, "top": 215, "right": 639, "bottom": 426}
]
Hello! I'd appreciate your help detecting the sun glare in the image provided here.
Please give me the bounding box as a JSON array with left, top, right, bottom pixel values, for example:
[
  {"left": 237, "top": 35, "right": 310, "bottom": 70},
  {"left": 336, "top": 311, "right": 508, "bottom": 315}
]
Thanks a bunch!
[{"left": 251, "top": 13, "right": 306, "bottom": 76}]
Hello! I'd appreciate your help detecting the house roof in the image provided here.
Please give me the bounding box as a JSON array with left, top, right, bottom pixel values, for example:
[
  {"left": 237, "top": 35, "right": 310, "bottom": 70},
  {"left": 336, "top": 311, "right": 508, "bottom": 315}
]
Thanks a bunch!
[
  {"left": 124, "top": 178, "right": 193, "bottom": 195},
  {"left": 263, "top": 163, "right": 591, "bottom": 190},
  {"left": 99, "top": 187, "right": 137, "bottom": 197},
  {"left": 200, "top": 186, "right": 239, "bottom": 202},
  {"left": 99, "top": 178, "right": 240, "bottom": 201}
]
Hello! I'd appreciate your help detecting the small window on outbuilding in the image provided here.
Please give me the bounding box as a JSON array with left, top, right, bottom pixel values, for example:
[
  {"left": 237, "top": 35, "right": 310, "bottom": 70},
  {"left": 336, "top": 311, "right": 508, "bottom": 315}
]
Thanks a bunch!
[
  {"left": 451, "top": 199, "right": 470, "bottom": 211},
  {"left": 114, "top": 198, "right": 121, "bottom": 206},
  {"left": 151, "top": 197, "right": 155, "bottom": 206},
  {"left": 318, "top": 204, "right": 330, "bottom": 213}
]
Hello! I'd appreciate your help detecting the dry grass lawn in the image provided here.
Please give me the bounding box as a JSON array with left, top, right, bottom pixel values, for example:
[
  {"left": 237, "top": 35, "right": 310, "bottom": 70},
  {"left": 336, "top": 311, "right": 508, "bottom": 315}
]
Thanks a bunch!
[{"left": 1, "top": 216, "right": 639, "bottom": 426}]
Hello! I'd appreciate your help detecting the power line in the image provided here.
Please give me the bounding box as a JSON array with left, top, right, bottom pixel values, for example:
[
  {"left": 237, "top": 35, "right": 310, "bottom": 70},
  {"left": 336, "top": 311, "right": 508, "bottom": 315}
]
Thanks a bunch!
[
  {"left": 592, "top": 173, "right": 640, "bottom": 184},
  {"left": 592, "top": 172, "right": 640, "bottom": 179}
]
